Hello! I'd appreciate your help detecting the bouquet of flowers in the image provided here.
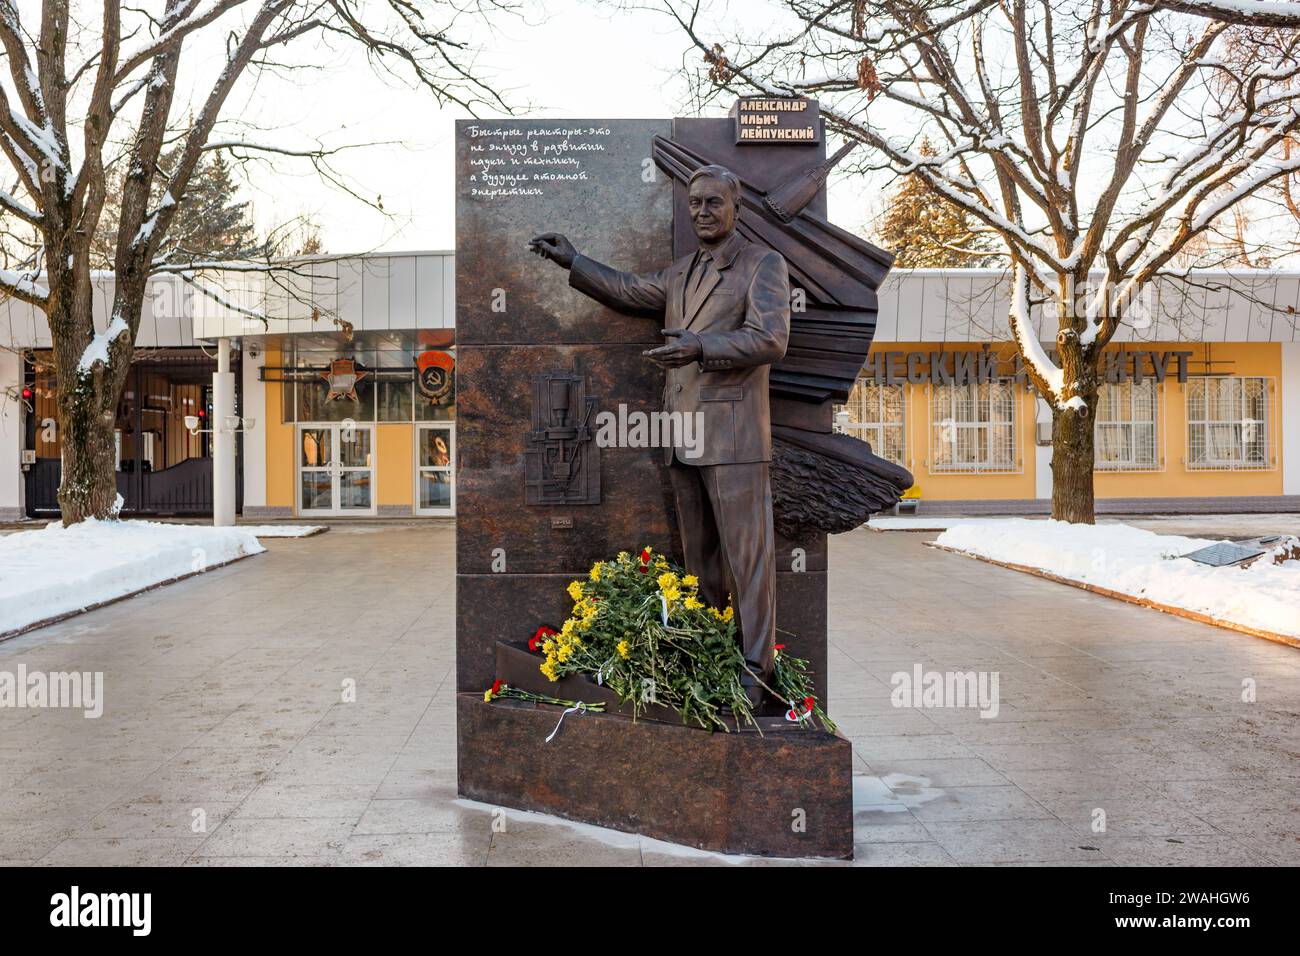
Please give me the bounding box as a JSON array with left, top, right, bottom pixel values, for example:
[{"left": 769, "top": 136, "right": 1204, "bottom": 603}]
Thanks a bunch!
[{"left": 532, "top": 546, "right": 833, "bottom": 733}]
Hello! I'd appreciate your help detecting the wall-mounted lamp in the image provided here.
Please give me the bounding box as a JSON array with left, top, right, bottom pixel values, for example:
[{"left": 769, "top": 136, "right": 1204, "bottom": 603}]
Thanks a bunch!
[{"left": 186, "top": 414, "right": 256, "bottom": 436}]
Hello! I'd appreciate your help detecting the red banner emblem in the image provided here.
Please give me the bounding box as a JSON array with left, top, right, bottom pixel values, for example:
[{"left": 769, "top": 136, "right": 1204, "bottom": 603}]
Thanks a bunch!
[{"left": 417, "top": 350, "right": 455, "bottom": 402}]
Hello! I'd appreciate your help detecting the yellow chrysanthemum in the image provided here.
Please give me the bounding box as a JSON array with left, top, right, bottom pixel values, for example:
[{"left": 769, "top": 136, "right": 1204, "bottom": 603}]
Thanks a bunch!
[
  {"left": 684, "top": 596, "right": 703, "bottom": 610},
  {"left": 616, "top": 640, "right": 630, "bottom": 659},
  {"left": 567, "top": 580, "right": 584, "bottom": 601},
  {"left": 542, "top": 639, "right": 555, "bottom": 655},
  {"left": 617, "top": 551, "right": 630, "bottom": 563},
  {"left": 722, "top": 607, "right": 734, "bottom": 622},
  {"left": 682, "top": 574, "right": 698, "bottom": 588},
  {"left": 589, "top": 564, "right": 602, "bottom": 582},
  {"left": 540, "top": 661, "right": 559, "bottom": 681},
  {"left": 662, "top": 586, "right": 681, "bottom": 604},
  {"left": 561, "top": 619, "right": 576, "bottom": 637},
  {"left": 657, "top": 571, "right": 678, "bottom": 591}
]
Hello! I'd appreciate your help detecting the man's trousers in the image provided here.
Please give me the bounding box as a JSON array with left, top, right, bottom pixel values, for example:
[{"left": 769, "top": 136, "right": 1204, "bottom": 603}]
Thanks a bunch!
[{"left": 667, "top": 457, "right": 776, "bottom": 681}]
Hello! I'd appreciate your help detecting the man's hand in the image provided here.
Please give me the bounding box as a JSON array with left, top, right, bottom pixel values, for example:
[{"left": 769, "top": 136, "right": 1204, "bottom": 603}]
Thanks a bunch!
[
  {"left": 528, "top": 233, "right": 577, "bottom": 270},
  {"left": 643, "top": 329, "right": 702, "bottom": 369}
]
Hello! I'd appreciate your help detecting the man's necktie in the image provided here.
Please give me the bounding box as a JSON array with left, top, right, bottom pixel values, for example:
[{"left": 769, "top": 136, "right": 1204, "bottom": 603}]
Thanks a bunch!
[{"left": 689, "top": 249, "right": 713, "bottom": 303}]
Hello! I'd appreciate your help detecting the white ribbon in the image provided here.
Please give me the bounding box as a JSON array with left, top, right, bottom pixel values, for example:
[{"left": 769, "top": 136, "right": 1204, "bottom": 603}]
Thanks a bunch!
[
  {"left": 660, "top": 594, "right": 670, "bottom": 626},
  {"left": 545, "top": 702, "right": 588, "bottom": 743}
]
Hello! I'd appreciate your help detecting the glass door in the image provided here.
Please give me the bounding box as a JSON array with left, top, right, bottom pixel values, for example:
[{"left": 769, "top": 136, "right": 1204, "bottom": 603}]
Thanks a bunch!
[
  {"left": 299, "top": 425, "right": 334, "bottom": 513},
  {"left": 337, "top": 424, "right": 374, "bottom": 513},
  {"left": 415, "top": 423, "right": 454, "bottom": 516},
  {"left": 298, "top": 423, "right": 376, "bottom": 516}
]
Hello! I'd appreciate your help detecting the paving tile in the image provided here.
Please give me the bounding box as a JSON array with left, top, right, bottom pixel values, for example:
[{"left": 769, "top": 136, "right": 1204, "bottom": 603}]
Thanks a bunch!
[
  {"left": 340, "top": 832, "right": 489, "bottom": 866},
  {"left": 232, "top": 784, "right": 377, "bottom": 820},
  {"left": 191, "top": 817, "right": 356, "bottom": 859},
  {"left": 850, "top": 842, "right": 956, "bottom": 866},
  {"left": 922, "top": 820, "right": 1112, "bottom": 865},
  {"left": 897, "top": 785, "right": 1055, "bottom": 823},
  {"left": 38, "top": 837, "right": 201, "bottom": 867},
  {"left": 1089, "top": 834, "right": 1271, "bottom": 866},
  {"left": 353, "top": 796, "right": 485, "bottom": 835},
  {"left": 866, "top": 757, "right": 1010, "bottom": 788},
  {"left": 1, "top": 523, "right": 1294, "bottom": 868}
]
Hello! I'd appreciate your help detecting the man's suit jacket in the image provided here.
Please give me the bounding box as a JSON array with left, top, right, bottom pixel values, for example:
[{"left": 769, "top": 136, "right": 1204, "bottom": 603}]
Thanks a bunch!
[{"left": 568, "top": 233, "right": 791, "bottom": 467}]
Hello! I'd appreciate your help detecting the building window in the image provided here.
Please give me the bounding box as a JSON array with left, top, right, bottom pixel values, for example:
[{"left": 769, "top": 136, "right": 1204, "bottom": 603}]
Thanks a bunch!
[
  {"left": 1186, "top": 376, "right": 1271, "bottom": 470},
  {"left": 281, "top": 332, "right": 454, "bottom": 424},
  {"left": 931, "top": 380, "right": 1017, "bottom": 473},
  {"left": 836, "top": 380, "right": 905, "bottom": 465},
  {"left": 1095, "top": 380, "right": 1159, "bottom": 471}
]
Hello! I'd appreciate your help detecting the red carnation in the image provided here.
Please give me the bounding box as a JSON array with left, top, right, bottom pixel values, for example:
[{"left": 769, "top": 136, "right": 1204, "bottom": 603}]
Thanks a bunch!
[
  {"left": 529, "top": 625, "right": 557, "bottom": 652},
  {"left": 775, "top": 644, "right": 786, "bottom": 651}
]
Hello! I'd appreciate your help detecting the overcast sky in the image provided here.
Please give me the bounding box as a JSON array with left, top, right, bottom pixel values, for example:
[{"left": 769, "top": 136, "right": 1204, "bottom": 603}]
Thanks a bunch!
[{"left": 215, "top": 0, "right": 885, "bottom": 255}]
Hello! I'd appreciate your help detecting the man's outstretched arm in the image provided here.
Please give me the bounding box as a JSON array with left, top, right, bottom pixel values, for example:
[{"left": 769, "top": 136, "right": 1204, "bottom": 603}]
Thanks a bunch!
[{"left": 530, "top": 232, "right": 668, "bottom": 319}]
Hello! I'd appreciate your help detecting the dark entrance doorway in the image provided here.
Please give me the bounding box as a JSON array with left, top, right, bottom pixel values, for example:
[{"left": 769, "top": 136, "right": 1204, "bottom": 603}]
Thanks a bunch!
[{"left": 24, "top": 349, "right": 241, "bottom": 517}]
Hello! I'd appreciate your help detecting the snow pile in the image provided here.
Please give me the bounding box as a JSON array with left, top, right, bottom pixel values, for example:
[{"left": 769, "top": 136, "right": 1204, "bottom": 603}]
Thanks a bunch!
[
  {"left": 0, "top": 519, "right": 264, "bottom": 635},
  {"left": 238, "top": 525, "right": 324, "bottom": 538},
  {"left": 935, "top": 518, "right": 1300, "bottom": 639}
]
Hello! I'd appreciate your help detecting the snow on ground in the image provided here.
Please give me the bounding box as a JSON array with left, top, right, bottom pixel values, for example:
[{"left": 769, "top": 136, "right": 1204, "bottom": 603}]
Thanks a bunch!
[
  {"left": 870, "top": 513, "right": 1300, "bottom": 537},
  {"left": 235, "top": 525, "right": 325, "bottom": 538},
  {"left": 0, "top": 519, "right": 263, "bottom": 636},
  {"left": 934, "top": 518, "right": 1300, "bottom": 639}
]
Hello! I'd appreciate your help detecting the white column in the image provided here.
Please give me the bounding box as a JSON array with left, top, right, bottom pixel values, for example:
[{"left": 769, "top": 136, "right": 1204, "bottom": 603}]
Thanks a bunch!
[
  {"left": 0, "top": 349, "right": 24, "bottom": 520},
  {"left": 213, "top": 337, "right": 236, "bottom": 526},
  {"left": 241, "top": 341, "right": 266, "bottom": 511},
  {"left": 1033, "top": 397, "right": 1053, "bottom": 499},
  {"left": 1283, "top": 343, "right": 1300, "bottom": 495}
]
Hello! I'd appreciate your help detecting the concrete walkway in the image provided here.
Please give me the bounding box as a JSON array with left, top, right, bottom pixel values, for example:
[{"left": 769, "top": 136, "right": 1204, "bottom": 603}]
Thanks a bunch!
[{"left": 0, "top": 523, "right": 1295, "bottom": 866}]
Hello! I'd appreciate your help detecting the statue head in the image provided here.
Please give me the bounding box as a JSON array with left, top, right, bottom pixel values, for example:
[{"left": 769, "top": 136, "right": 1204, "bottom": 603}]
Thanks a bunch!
[{"left": 687, "top": 164, "right": 740, "bottom": 245}]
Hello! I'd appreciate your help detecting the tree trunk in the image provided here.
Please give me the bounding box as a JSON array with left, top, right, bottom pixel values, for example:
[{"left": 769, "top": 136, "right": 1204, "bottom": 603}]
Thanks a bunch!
[
  {"left": 48, "top": 264, "right": 132, "bottom": 526},
  {"left": 57, "top": 380, "right": 121, "bottom": 524},
  {"left": 1050, "top": 367, "right": 1099, "bottom": 525}
]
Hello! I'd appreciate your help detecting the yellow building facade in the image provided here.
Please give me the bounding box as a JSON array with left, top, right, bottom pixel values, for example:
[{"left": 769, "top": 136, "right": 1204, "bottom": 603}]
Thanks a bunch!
[{"left": 837, "top": 266, "right": 1299, "bottom": 510}]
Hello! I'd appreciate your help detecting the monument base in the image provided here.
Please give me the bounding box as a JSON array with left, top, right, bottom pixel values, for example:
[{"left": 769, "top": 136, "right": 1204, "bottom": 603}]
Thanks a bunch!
[{"left": 457, "top": 693, "right": 854, "bottom": 859}]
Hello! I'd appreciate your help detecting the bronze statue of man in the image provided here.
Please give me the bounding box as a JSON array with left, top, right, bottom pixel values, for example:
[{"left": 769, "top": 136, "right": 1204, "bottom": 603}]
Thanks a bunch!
[{"left": 530, "top": 164, "right": 791, "bottom": 706}]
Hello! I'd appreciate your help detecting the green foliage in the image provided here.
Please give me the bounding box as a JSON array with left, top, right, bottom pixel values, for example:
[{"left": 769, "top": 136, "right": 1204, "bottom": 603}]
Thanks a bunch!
[
  {"left": 92, "top": 147, "right": 263, "bottom": 267},
  {"left": 874, "top": 139, "right": 1001, "bottom": 268}
]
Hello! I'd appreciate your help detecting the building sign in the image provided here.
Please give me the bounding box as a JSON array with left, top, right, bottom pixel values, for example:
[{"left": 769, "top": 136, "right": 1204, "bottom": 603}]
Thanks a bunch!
[
  {"left": 322, "top": 358, "right": 367, "bottom": 401},
  {"left": 1101, "top": 349, "right": 1193, "bottom": 384},
  {"left": 733, "top": 97, "right": 820, "bottom": 145},
  {"left": 417, "top": 350, "right": 455, "bottom": 402},
  {"left": 862, "top": 348, "right": 1195, "bottom": 386}
]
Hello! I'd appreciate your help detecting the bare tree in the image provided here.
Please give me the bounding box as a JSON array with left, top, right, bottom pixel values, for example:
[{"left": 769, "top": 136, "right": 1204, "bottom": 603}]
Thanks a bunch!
[
  {"left": 656, "top": 0, "right": 1300, "bottom": 522},
  {"left": 0, "top": 0, "right": 512, "bottom": 523}
]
